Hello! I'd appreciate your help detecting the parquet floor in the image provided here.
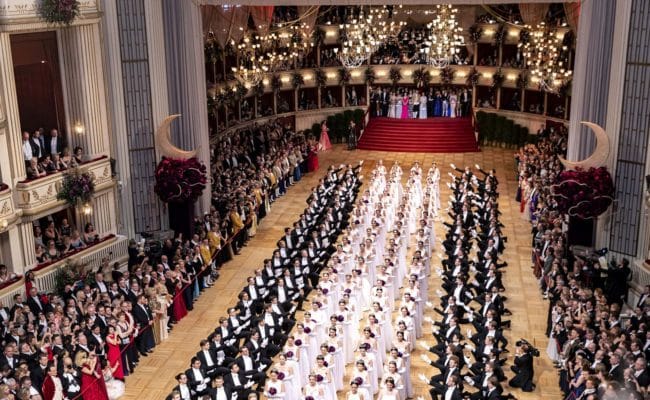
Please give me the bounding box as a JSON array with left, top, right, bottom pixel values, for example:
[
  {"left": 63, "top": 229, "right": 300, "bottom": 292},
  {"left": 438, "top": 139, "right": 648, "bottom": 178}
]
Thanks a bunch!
[{"left": 120, "top": 145, "right": 563, "bottom": 400}]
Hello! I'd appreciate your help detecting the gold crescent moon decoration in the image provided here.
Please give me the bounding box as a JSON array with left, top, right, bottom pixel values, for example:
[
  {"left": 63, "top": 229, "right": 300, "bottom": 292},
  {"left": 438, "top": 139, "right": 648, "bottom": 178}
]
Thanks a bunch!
[
  {"left": 558, "top": 121, "right": 610, "bottom": 170},
  {"left": 155, "top": 114, "right": 197, "bottom": 159}
]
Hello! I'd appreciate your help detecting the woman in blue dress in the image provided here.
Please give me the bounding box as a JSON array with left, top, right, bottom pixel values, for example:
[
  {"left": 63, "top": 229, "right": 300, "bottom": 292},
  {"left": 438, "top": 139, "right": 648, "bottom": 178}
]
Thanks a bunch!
[{"left": 433, "top": 91, "right": 443, "bottom": 117}]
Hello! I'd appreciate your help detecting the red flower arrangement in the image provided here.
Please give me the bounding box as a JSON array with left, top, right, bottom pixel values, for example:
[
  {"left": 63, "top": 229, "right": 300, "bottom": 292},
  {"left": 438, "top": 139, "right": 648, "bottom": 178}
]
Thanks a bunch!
[
  {"left": 154, "top": 157, "right": 207, "bottom": 203},
  {"left": 551, "top": 167, "right": 615, "bottom": 219}
]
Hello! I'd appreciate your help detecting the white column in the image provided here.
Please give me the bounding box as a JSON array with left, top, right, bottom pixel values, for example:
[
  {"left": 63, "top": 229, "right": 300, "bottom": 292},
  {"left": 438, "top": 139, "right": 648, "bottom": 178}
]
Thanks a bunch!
[
  {"left": 162, "top": 0, "right": 212, "bottom": 214},
  {"left": 7, "top": 226, "right": 25, "bottom": 274},
  {"left": 91, "top": 190, "right": 117, "bottom": 236},
  {"left": 58, "top": 23, "right": 110, "bottom": 157},
  {"left": 18, "top": 222, "right": 36, "bottom": 269},
  {"left": 597, "top": 0, "right": 632, "bottom": 251},
  {"left": 0, "top": 33, "right": 27, "bottom": 182},
  {"left": 100, "top": 0, "right": 135, "bottom": 238}
]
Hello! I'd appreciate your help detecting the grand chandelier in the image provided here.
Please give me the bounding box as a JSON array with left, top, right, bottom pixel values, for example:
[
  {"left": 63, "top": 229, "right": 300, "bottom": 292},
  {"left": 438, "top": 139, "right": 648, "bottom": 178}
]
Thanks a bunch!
[
  {"left": 522, "top": 22, "right": 572, "bottom": 93},
  {"left": 231, "top": 36, "right": 267, "bottom": 85},
  {"left": 335, "top": 6, "right": 401, "bottom": 69},
  {"left": 422, "top": 4, "right": 464, "bottom": 68}
]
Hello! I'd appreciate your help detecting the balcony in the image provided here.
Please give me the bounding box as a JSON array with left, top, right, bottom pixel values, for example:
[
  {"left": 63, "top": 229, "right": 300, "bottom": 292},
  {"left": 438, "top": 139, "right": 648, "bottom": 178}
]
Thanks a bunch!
[
  {"left": 14, "top": 156, "right": 114, "bottom": 217},
  {"left": 0, "top": 0, "right": 99, "bottom": 27},
  {"left": 0, "top": 234, "right": 129, "bottom": 306},
  {"left": 0, "top": 184, "right": 19, "bottom": 228}
]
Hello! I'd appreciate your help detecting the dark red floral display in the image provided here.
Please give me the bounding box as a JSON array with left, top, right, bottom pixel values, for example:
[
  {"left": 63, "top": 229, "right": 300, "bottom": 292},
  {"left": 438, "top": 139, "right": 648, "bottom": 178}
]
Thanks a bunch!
[
  {"left": 551, "top": 167, "right": 615, "bottom": 219},
  {"left": 154, "top": 157, "right": 207, "bottom": 203}
]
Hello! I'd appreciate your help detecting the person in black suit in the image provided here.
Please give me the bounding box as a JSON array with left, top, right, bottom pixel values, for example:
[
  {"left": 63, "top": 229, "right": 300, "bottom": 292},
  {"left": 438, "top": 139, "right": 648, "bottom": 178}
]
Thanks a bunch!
[
  {"left": 224, "top": 362, "right": 255, "bottom": 398},
  {"left": 173, "top": 373, "right": 193, "bottom": 400},
  {"left": 508, "top": 343, "right": 535, "bottom": 391},
  {"left": 132, "top": 295, "right": 156, "bottom": 356},
  {"left": 43, "top": 129, "right": 66, "bottom": 156},
  {"left": 185, "top": 357, "right": 215, "bottom": 399},
  {"left": 213, "top": 375, "right": 236, "bottom": 400},
  {"left": 234, "top": 346, "right": 267, "bottom": 387}
]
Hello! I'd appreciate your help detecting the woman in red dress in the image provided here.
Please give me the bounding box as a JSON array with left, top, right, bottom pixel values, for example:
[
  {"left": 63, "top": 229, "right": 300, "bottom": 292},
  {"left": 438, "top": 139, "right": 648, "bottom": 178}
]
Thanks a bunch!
[
  {"left": 106, "top": 325, "right": 124, "bottom": 380},
  {"left": 80, "top": 351, "right": 109, "bottom": 400},
  {"left": 172, "top": 270, "right": 188, "bottom": 322},
  {"left": 306, "top": 141, "right": 319, "bottom": 172}
]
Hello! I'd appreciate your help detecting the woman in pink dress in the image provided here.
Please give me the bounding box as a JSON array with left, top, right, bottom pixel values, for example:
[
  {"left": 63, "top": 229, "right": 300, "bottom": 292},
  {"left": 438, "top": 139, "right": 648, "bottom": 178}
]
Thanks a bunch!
[
  {"left": 319, "top": 121, "right": 332, "bottom": 151},
  {"left": 401, "top": 93, "right": 409, "bottom": 119}
]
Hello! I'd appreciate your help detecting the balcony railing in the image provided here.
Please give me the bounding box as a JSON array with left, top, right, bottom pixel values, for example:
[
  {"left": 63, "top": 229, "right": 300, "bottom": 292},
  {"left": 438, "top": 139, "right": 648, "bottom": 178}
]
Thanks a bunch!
[
  {"left": 0, "top": 234, "right": 129, "bottom": 307},
  {"left": 14, "top": 156, "right": 114, "bottom": 216},
  {"left": 0, "top": 184, "right": 19, "bottom": 226}
]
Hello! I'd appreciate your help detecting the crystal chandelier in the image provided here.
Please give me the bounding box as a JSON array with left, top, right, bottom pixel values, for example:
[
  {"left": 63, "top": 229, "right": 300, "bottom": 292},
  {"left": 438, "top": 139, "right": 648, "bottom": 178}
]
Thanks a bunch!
[
  {"left": 335, "top": 6, "right": 401, "bottom": 69},
  {"left": 422, "top": 4, "right": 464, "bottom": 68},
  {"left": 522, "top": 22, "right": 572, "bottom": 93},
  {"left": 231, "top": 36, "right": 267, "bottom": 85}
]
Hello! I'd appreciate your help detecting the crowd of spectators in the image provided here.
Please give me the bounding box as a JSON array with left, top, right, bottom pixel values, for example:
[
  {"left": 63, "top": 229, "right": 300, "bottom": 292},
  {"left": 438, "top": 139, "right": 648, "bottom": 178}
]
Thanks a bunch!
[
  {"left": 0, "top": 117, "right": 317, "bottom": 400},
  {"left": 21, "top": 129, "right": 87, "bottom": 180},
  {"left": 516, "top": 125, "right": 649, "bottom": 399}
]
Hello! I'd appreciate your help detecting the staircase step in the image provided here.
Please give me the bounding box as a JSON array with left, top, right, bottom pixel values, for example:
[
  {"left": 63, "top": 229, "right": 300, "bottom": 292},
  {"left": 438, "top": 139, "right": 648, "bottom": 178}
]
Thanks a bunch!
[{"left": 358, "top": 116, "right": 478, "bottom": 153}]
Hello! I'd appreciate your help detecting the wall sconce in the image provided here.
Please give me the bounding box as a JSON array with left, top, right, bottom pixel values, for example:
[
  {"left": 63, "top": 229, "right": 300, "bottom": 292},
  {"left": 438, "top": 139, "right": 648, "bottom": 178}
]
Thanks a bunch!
[
  {"left": 82, "top": 203, "right": 93, "bottom": 216},
  {"left": 430, "top": 70, "right": 440, "bottom": 77},
  {"left": 482, "top": 72, "right": 492, "bottom": 79},
  {"left": 326, "top": 72, "right": 336, "bottom": 79},
  {"left": 74, "top": 122, "right": 84, "bottom": 135},
  {"left": 508, "top": 29, "right": 519, "bottom": 37},
  {"left": 377, "top": 71, "right": 386, "bottom": 77},
  {"left": 262, "top": 79, "right": 269, "bottom": 86},
  {"left": 304, "top": 75, "right": 312, "bottom": 80},
  {"left": 484, "top": 29, "right": 495, "bottom": 36},
  {"left": 351, "top": 71, "right": 361, "bottom": 78},
  {"left": 457, "top": 71, "right": 467, "bottom": 78},
  {"left": 0, "top": 219, "right": 7, "bottom": 230},
  {"left": 403, "top": 70, "right": 412, "bottom": 76},
  {"left": 325, "top": 29, "right": 337, "bottom": 38},
  {"left": 281, "top": 76, "right": 290, "bottom": 83},
  {"left": 507, "top": 74, "right": 517, "bottom": 81}
]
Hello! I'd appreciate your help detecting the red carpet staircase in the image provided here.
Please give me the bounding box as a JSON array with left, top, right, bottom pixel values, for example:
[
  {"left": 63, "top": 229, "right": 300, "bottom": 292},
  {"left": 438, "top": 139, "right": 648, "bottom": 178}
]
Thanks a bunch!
[{"left": 358, "top": 117, "right": 479, "bottom": 153}]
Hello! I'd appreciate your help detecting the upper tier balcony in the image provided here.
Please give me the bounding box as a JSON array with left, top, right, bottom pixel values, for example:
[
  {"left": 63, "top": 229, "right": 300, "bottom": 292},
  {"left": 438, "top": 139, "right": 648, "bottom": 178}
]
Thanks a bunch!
[{"left": 14, "top": 155, "right": 114, "bottom": 216}]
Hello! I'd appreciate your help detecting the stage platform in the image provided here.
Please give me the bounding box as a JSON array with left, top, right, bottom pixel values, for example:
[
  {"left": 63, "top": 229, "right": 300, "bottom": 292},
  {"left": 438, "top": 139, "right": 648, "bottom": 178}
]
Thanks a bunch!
[{"left": 357, "top": 116, "right": 479, "bottom": 153}]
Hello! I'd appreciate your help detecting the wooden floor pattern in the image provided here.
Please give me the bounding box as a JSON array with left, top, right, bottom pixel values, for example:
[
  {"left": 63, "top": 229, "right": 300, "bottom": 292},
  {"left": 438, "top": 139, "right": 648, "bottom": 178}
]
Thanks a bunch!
[{"left": 120, "top": 145, "right": 562, "bottom": 400}]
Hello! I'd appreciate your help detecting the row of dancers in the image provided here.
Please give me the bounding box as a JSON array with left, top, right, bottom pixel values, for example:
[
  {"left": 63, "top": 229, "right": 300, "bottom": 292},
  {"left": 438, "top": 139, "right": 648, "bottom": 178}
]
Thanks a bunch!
[
  {"left": 167, "top": 163, "right": 363, "bottom": 400},
  {"left": 416, "top": 165, "right": 533, "bottom": 399},
  {"left": 261, "top": 159, "right": 445, "bottom": 400}
]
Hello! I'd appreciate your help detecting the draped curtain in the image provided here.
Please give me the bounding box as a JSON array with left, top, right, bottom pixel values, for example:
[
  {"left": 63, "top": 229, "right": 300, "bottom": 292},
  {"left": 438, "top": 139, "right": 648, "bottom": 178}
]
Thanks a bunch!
[
  {"left": 202, "top": 5, "right": 250, "bottom": 47},
  {"left": 564, "top": 1, "right": 581, "bottom": 33},
  {"left": 297, "top": 5, "right": 320, "bottom": 37},
  {"left": 250, "top": 6, "right": 274, "bottom": 38},
  {"left": 519, "top": 3, "right": 548, "bottom": 24}
]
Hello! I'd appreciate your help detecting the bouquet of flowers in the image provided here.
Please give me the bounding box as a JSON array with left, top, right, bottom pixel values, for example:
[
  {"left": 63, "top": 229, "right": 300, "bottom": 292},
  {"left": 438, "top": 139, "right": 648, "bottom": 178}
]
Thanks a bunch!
[
  {"left": 40, "top": 0, "right": 79, "bottom": 25},
  {"left": 338, "top": 68, "right": 351, "bottom": 85},
  {"left": 491, "top": 69, "right": 505, "bottom": 89},
  {"left": 57, "top": 169, "right": 95, "bottom": 207},
  {"left": 440, "top": 67, "right": 455, "bottom": 85},
  {"left": 315, "top": 374, "right": 324, "bottom": 382},
  {"left": 413, "top": 67, "right": 431, "bottom": 88},
  {"left": 277, "top": 372, "right": 286, "bottom": 380},
  {"left": 551, "top": 167, "right": 615, "bottom": 219},
  {"left": 389, "top": 67, "right": 402, "bottom": 87},
  {"left": 285, "top": 351, "right": 294, "bottom": 358},
  {"left": 315, "top": 69, "right": 327, "bottom": 88},
  {"left": 337, "top": 315, "right": 345, "bottom": 322},
  {"left": 353, "top": 377, "right": 363, "bottom": 385},
  {"left": 292, "top": 72, "right": 305, "bottom": 89},
  {"left": 295, "top": 339, "right": 303, "bottom": 346},
  {"left": 322, "top": 288, "right": 329, "bottom": 294},
  {"left": 304, "top": 327, "right": 312, "bottom": 334},
  {"left": 271, "top": 75, "right": 282, "bottom": 93},
  {"left": 328, "top": 346, "right": 336, "bottom": 353},
  {"left": 154, "top": 157, "right": 207, "bottom": 203},
  {"left": 516, "top": 72, "right": 529, "bottom": 90},
  {"left": 364, "top": 67, "right": 376, "bottom": 85},
  {"left": 468, "top": 24, "right": 483, "bottom": 43},
  {"left": 268, "top": 387, "right": 277, "bottom": 395}
]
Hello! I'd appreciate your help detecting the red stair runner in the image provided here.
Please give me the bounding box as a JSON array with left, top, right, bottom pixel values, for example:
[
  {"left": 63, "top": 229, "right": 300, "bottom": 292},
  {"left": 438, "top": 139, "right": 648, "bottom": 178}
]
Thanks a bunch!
[{"left": 358, "top": 117, "right": 479, "bottom": 153}]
